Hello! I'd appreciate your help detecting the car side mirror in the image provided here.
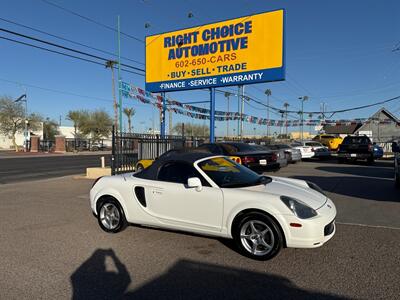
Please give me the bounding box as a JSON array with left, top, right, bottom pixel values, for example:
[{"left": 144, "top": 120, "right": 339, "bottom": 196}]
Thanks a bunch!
[{"left": 187, "top": 177, "right": 202, "bottom": 192}]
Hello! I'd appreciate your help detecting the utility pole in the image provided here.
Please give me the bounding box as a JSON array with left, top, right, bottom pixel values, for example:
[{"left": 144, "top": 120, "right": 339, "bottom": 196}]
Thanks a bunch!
[
  {"left": 168, "top": 109, "right": 172, "bottom": 135},
  {"left": 299, "top": 96, "right": 309, "bottom": 141},
  {"left": 240, "top": 86, "right": 245, "bottom": 139},
  {"left": 237, "top": 86, "right": 241, "bottom": 137},
  {"left": 265, "top": 89, "right": 272, "bottom": 137},
  {"left": 224, "top": 92, "right": 230, "bottom": 137},
  {"left": 284, "top": 102, "right": 289, "bottom": 138},
  {"left": 117, "top": 16, "right": 123, "bottom": 133}
]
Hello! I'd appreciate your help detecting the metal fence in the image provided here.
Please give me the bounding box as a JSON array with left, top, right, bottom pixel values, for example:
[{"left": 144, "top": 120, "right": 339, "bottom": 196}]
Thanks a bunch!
[
  {"left": 65, "top": 138, "right": 111, "bottom": 152},
  {"left": 111, "top": 128, "right": 207, "bottom": 175}
]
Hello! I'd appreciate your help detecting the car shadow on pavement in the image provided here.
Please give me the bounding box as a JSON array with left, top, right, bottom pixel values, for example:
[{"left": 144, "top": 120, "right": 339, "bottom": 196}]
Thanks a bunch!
[
  {"left": 71, "top": 249, "right": 347, "bottom": 300},
  {"left": 315, "top": 165, "right": 394, "bottom": 179},
  {"left": 291, "top": 175, "right": 400, "bottom": 202}
]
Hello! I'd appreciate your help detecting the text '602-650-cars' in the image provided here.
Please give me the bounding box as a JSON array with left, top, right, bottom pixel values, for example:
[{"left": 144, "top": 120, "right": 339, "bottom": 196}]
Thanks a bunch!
[{"left": 90, "top": 151, "right": 336, "bottom": 260}]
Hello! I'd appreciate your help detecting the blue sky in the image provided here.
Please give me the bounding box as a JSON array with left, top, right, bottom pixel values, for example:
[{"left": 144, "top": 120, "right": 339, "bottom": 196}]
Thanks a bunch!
[{"left": 1, "top": 0, "right": 399, "bottom": 135}]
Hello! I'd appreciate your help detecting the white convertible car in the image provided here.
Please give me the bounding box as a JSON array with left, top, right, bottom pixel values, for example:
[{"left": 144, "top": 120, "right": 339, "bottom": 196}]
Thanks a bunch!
[{"left": 90, "top": 151, "right": 336, "bottom": 260}]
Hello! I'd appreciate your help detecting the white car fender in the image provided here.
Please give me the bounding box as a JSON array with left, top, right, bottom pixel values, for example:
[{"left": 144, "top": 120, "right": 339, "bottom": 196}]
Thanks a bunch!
[{"left": 224, "top": 200, "right": 290, "bottom": 240}]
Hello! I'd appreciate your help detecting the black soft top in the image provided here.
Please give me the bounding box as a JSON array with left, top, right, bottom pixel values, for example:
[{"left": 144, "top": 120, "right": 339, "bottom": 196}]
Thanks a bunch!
[{"left": 134, "top": 150, "right": 216, "bottom": 180}]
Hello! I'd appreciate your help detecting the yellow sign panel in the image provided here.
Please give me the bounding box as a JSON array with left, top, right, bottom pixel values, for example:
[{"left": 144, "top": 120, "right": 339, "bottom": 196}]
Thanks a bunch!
[{"left": 145, "top": 9, "right": 285, "bottom": 92}]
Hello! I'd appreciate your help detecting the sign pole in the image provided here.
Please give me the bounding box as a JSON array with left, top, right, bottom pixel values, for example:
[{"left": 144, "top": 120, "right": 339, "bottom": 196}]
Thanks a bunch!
[
  {"left": 209, "top": 88, "right": 216, "bottom": 143},
  {"left": 160, "top": 92, "right": 166, "bottom": 137},
  {"left": 117, "top": 16, "right": 123, "bottom": 133}
]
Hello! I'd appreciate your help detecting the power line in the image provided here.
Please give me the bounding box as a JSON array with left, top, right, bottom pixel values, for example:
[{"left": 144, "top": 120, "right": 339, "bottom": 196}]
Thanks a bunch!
[
  {"left": 0, "top": 77, "right": 111, "bottom": 102},
  {"left": 0, "top": 35, "right": 145, "bottom": 77},
  {"left": 0, "top": 27, "right": 145, "bottom": 72},
  {"left": 40, "top": 0, "right": 144, "bottom": 43},
  {"left": 0, "top": 17, "right": 145, "bottom": 66},
  {"left": 0, "top": 77, "right": 148, "bottom": 107}
]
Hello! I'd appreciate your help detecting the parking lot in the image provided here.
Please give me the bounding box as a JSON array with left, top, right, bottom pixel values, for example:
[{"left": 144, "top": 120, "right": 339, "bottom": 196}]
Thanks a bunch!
[{"left": 1, "top": 159, "right": 399, "bottom": 299}]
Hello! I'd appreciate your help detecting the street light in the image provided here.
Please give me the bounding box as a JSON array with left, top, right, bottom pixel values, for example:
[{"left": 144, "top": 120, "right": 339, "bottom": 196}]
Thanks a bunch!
[{"left": 298, "top": 96, "right": 309, "bottom": 141}]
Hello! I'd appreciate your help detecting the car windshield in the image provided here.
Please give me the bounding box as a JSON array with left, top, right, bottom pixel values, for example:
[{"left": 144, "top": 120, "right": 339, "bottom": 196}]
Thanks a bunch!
[{"left": 198, "top": 157, "right": 271, "bottom": 188}]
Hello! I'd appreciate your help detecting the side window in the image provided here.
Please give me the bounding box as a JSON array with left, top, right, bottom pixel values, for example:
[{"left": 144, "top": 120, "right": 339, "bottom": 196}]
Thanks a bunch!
[{"left": 157, "top": 162, "right": 210, "bottom": 186}]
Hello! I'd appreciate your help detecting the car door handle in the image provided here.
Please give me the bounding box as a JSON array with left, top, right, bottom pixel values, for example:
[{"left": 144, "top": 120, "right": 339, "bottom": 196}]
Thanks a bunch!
[{"left": 152, "top": 189, "right": 163, "bottom": 195}]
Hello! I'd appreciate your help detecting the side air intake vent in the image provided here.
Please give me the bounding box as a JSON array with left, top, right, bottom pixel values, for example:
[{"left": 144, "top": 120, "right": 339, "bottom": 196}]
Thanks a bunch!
[{"left": 134, "top": 186, "right": 146, "bottom": 207}]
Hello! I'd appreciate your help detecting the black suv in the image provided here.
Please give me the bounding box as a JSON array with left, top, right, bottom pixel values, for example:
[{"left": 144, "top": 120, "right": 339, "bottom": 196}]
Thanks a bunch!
[{"left": 337, "top": 135, "right": 374, "bottom": 164}]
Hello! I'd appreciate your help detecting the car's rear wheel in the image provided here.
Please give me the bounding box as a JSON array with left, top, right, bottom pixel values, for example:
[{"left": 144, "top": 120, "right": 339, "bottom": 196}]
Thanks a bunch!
[
  {"left": 233, "top": 212, "right": 283, "bottom": 260},
  {"left": 97, "top": 198, "right": 127, "bottom": 233},
  {"left": 367, "top": 157, "right": 374, "bottom": 165}
]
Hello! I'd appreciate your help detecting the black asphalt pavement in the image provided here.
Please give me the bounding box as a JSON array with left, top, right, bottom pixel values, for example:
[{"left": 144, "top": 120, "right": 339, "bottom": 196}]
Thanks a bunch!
[
  {"left": 0, "top": 159, "right": 399, "bottom": 299},
  {"left": 0, "top": 154, "right": 111, "bottom": 184}
]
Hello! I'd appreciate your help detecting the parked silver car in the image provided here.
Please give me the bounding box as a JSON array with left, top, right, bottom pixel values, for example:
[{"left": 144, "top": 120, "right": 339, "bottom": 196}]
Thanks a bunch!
[{"left": 269, "top": 144, "right": 302, "bottom": 163}]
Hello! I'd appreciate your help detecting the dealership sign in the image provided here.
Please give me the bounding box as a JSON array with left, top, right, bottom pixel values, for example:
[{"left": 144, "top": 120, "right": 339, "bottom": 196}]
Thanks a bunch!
[{"left": 145, "top": 9, "right": 285, "bottom": 92}]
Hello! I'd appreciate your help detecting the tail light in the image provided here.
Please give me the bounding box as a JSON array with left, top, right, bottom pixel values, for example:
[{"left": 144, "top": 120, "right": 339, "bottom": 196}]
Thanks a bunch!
[
  {"left": 235, "top": 157, "right": 242, "bottom": 164},
  {"left": 368, "top": 144, "right": 373, "bottom": 152},
  {"left": 271, "top": 153, "right": 278, "bottom": 161},
  {"left": 311, "top": 148, "right": 315, "bottom": 152},
  {"left": 242, "top": 156, "right": 256, "bottom": 164}
]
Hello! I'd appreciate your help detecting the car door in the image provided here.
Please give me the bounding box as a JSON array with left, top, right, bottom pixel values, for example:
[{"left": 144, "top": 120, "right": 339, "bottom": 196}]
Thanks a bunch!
[{"left": 146, "top": 161, "right": 223, "bottom": 232}]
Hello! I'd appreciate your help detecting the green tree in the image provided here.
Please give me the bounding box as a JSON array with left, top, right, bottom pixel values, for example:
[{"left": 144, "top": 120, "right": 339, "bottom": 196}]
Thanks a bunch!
[
  {"left": 80, "top": 110, "right": 112, "bottom": 142},
  {"left": 42, "top": 118, "right": 59, "bottom": 140},
  {"left": 0, "top": 96, "right": 41, "bottom": 151},
  {"left": 172, "top": 123, "right": 209, "bottom": 137},
  {"left": 123, "top": 107, "right": 135, "bottom": 133}
]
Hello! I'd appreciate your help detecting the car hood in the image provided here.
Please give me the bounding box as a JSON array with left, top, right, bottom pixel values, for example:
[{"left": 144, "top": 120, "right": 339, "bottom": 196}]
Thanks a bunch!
[{"left": 239, "top": 176, "right": 327, "bottom": 210}]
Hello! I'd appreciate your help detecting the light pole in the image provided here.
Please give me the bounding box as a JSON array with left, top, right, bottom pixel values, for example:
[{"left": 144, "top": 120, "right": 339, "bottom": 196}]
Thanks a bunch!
[{"left": 298, "top": 96, "right": 309, "bottom": 141}]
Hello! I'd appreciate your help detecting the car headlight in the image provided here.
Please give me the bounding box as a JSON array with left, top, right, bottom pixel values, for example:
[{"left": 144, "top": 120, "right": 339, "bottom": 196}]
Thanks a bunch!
[
  {"left": 307, "top": 181, "right": 326, "bottom": 196},
  {"left": 280, "top": 196, "right": 318, "bottom": 219}
]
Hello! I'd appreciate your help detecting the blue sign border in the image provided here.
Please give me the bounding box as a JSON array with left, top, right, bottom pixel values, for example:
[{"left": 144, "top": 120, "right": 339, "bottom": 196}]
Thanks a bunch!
[{"left": 145, "top": 8, "right": 286, "bottom": 93}]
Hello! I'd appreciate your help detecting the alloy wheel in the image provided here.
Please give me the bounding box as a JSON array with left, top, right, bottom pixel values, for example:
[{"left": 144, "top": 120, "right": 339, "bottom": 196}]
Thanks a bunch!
[
  {"left": 240, "top": 220, "right": 275, "bottom": 256},
  {"left": 99, "top": 203, "right": 121, "bottom": 230}
]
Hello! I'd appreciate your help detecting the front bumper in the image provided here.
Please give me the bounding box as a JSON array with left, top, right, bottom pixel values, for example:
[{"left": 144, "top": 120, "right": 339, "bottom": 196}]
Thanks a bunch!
[{"left": 284, "top": 198, "right": 337, "bottom": 248}]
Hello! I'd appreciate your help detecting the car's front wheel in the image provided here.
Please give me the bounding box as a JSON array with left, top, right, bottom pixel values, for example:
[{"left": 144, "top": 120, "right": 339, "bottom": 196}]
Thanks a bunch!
[
  {"left": 233, "top": 212, "right": 283, "bottom": 260},
  {"left": 97, "top": 198, "right": 127, "bottom": 233}
]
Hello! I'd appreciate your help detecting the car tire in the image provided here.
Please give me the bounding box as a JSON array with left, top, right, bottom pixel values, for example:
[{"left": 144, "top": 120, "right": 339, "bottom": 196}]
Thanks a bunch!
[
  {"left": 97, "top": 198, "right": 127, "bottom": 233},
  {"left": 136, "top": 164, "right": 144, "bottom": 172},
  {"left": 233, "top": 212, "right": 283, "bottom": 260},
  {"left": 367, "top": 157, "right": 374, "bottom": 165},
  {"left": 338, "top": 158, "right": 345, "bottom": 164},
  {"left": 395, "top": 170, "right": 400, "bottom": 188}
]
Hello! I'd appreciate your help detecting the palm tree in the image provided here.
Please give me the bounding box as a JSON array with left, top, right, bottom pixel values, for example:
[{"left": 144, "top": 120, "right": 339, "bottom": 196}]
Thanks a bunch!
[
  {"left": 265, "top": 89, "right": 272, "bottom": 137},
  {"left": 283, "top": 102, "right": 289, "bottom": 138},
  {"left": 105, "top": 60, "right": 118, "bottom": 131},
  {"left": 66, "top": 110, "right": 82, "bottom": 138},
  {"left": 123, "top": 107, "right": 135, "bottom": 133}
]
